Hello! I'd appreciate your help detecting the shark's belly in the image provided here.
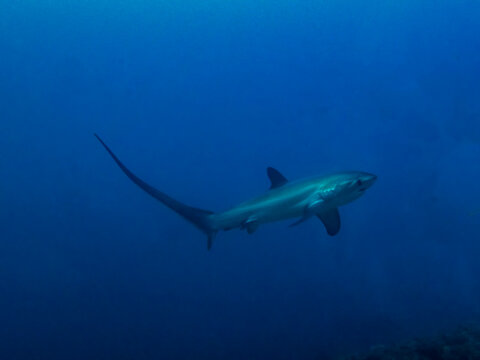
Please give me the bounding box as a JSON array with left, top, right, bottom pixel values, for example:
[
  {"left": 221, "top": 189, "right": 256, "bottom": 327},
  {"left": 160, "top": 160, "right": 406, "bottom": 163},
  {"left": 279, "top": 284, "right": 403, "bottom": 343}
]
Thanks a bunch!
[
  {"left": 254, "top": 203, "right": 305, "bottom": 223},
  {"left": 211, "top": 196, "right": 308, "bottom": 230}
]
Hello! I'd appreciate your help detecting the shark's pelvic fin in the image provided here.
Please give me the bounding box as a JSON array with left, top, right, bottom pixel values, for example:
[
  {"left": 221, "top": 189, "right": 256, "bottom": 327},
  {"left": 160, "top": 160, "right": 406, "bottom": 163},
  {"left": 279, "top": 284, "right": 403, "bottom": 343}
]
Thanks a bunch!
[
  {"left": 267, "top": 167, "right": 288, "bottom": 189},
  {"left": 288, "top": 194, "right": 324, "bottom": 227},
  {"left": 241, "top": 217, "right": 259, "bottom": 234},
  {"left": 95, "top": 134, "right": 217, "bottom": 250},
  {"left": 289, "top": 215, "right": 311, "bottom": 227},
  {"left": 317, "top": 208, "right": 341, "bottom": 236}
]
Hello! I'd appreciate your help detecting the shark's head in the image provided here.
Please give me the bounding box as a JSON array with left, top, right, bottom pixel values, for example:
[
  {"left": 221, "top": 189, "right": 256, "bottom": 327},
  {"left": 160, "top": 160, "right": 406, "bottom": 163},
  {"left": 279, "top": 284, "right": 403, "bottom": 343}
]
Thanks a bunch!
[
  {"left": 352, "top": 171, "right": 377, "bottom": 192},
  {"left": 321, "top": 171, "right": 377, "bottom": 206}
]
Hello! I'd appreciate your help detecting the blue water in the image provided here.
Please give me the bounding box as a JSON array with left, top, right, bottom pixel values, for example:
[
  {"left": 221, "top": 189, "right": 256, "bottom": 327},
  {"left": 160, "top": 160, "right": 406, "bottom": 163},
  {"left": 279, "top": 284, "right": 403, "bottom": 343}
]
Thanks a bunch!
[{"left": 1, "top": 1, "right": 480, "bottom": 359}]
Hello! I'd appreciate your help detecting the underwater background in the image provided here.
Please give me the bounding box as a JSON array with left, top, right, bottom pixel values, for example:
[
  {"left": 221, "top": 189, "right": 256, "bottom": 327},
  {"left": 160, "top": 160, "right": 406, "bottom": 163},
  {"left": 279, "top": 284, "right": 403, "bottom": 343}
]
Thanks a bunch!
[{"left": 1, "top": 0, "right": 480, "bottom": 359}]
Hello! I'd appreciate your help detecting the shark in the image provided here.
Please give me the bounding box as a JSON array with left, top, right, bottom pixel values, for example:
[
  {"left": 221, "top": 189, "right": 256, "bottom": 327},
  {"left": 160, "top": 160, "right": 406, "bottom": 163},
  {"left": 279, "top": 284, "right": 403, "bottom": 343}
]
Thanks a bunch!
[{"left": 95, "top": 134, "right": 377, "bottom": 250}]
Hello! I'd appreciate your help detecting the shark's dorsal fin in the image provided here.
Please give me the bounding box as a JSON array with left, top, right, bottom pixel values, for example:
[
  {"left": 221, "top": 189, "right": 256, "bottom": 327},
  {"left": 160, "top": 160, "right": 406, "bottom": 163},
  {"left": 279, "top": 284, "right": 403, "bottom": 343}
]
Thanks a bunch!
[
  {"left": 267, "top": 167, "right": 288, "bottom": 189},
  {"left": 317, "top": 208, "right": 341, "bottom": 236}
]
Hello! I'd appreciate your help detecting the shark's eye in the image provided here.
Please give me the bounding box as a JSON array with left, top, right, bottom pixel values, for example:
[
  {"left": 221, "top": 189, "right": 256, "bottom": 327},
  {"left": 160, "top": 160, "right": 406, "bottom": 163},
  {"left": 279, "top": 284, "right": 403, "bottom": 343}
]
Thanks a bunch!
[{"left": 356, "top": 179, "right": 363, "bottom": 187}]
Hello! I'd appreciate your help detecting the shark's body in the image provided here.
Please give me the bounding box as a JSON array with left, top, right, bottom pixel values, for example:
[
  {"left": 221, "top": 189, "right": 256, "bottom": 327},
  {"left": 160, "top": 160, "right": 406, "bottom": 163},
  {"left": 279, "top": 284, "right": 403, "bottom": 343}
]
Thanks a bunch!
[
  {"left": 212, "top": 172, "right": 373, "bottom": 230},
  {"left": 95, "top": 135, "right": 377, "bottom": 249}
]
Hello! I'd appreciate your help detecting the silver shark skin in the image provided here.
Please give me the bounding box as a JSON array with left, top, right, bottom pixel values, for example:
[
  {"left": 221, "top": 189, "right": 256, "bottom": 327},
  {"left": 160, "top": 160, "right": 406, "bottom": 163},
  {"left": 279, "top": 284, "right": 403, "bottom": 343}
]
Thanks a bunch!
[
  {"left": 95, "top": 135, "right": 377, "bottom": 250},
  {"left": 210, "top": 172, "right": 377, "bottom": 231}
]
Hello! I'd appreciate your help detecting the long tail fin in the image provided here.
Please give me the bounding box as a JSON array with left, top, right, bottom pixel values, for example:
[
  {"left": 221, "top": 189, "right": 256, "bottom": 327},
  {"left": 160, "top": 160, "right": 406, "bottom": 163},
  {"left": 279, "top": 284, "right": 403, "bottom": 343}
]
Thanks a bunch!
[{"left": 95, "top": 134, "right": 217, "bottom": 250}]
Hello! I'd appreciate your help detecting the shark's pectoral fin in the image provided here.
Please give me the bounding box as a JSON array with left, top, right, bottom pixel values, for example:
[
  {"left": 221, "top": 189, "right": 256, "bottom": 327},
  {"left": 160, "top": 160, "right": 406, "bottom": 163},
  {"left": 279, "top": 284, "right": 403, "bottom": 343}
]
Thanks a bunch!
[
  {"left": 241, "top": 218, "right": 259, "bottom": 234},
  {"left": 317, "top": 208, "right": 341, "bottom": 236},
  {"left": 267, "top": 167, "right": 288, "bottom": 189}
]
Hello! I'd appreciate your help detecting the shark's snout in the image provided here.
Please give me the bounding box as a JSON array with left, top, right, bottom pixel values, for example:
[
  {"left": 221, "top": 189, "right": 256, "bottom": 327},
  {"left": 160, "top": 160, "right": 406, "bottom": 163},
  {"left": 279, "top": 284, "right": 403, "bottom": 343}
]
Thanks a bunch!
[{"left": 358, "top": 173, "right": 377, "bottom": 190}]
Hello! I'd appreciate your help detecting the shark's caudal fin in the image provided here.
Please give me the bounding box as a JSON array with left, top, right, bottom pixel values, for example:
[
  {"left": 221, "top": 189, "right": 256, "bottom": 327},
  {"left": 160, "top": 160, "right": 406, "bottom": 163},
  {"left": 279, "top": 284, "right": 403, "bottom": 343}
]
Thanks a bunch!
[{"left": 95, "top": 134, "right": 217, "bottom": 250}]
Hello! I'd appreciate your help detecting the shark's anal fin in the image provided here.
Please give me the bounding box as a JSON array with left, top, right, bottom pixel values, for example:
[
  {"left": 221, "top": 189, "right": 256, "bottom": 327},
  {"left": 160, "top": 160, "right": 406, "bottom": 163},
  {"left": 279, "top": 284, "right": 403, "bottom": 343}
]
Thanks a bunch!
[
  {"left": 207, "top": 232, "right": 217, "bottom": 250},
  {"left": 267, "top": 167, "right": 288, "bottom": 189},
  {"left": 317, "top": 208, "right": 341, "bottom": 236}
]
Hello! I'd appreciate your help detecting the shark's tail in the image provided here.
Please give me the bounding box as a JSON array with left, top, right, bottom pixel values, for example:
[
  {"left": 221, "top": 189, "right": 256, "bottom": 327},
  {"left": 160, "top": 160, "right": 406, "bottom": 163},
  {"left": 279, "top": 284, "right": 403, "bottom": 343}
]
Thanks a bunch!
[{"left": 95, "top": 134, "right": 217, "bottom": 250}]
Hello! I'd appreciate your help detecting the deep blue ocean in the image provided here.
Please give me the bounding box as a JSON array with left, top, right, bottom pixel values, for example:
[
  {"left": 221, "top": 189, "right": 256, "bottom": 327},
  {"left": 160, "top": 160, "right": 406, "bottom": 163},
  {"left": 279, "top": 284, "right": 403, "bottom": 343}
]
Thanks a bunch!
[{"left": 1, "top": 0, "right": 480, "bottom": 359}]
